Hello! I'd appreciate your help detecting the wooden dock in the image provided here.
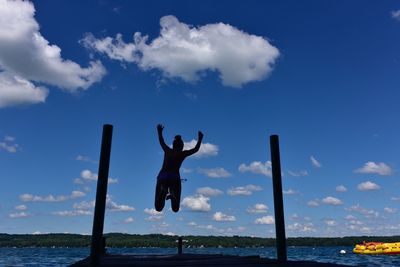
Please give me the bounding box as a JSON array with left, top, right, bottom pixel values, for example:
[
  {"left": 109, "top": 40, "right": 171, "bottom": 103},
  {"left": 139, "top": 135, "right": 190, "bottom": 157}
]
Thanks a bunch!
[{"left": 71, "top": 253, "right": 351, "bottom": 267}]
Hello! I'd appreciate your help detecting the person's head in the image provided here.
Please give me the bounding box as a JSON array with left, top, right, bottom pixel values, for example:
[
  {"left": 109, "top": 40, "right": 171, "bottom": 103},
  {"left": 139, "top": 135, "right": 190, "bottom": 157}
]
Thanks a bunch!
[{"left": 173, "top": 135, "right": 184, "bottom": 151}]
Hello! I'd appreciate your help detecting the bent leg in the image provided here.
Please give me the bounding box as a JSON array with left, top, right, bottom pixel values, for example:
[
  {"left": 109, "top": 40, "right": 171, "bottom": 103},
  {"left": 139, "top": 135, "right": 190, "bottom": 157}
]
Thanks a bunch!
[
  {"left": 154, "top": 180, "right": 167, "bottom": 212},
  {"left": 169, "top": 179, "right": 182, "bottom": 212}
]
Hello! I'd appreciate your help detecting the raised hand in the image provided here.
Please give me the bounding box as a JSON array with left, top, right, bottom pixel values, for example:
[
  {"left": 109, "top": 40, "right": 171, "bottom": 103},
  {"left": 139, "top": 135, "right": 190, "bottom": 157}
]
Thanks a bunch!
[
  {"left": 157, "top": 124, "right": 164, "bottom": 133},
  {"left": 198, "top": 131, "right": 204, "bottom": 140}
]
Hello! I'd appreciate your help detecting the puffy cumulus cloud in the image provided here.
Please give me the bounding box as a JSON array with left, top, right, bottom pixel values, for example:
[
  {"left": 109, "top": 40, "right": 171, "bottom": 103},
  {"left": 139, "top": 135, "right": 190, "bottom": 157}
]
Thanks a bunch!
[
  {"left": 74, "top": 169, "right": 118, "bottom": 184},
  {"left": 73, "top": 200, "right": 94, "bottom": 210},
  {"left": 106, "top": 196, "right": 135, "bottom": 212},
  {"left": 254, "top": 215, "right": 275, "bottom": 225},
  {"left": 144, "top": 208, "right": 163, "bottom": 216},
  {"left": 354, "top": 162, "right": 393, "bottom": 176},
  {"left": 181, "top": 195, "right": 211, "bottom": 212},
  {"left": 246, "top": 203, "right": 268, "bottom": 214},
  {"left": 184, "top": 140, "right": 218, "bottom": 158},
  {"left": 0, "top": 0, "right": 105, "bottom": 108},
  {"left": 9, "top": 211, "right": 29, "bottom": 218},
  {"left": 288, "top": 222, "right": 316, "bottom": 232},
  {"left": 321, "top": 196, "right": 343, "bottom": 206},
  {"left": 357, "top": 181, "right": 380, "bottom": 191},
  {"left": 283, "top": 189, "right": 298, "bottom": 195},
  {"left": 212, "top": 211, "right": 236, "bottom": 222},
  {"left": 196, "top": 187, "right": 223, "bottom": 197},
  {"left": 227, "top": 184, "right": 262, "bottom": 196},
  {"left": 238, "top": 161, "right": 272, "bottom": 177},
  {"left": 198, "top": 167, "right": 231, "bottom": 178},
  {"left": 392, "top": 10, "right": 400, "bottom": 20},
  {"left": 82, "top": 15, "right": 279, "bottom": 88},
  {"left": 346, "top": 204, "right": 379, "bottom": 218},
  {"left": 0, "top": 72, "right": 48, "bottom": 107},
  {"left": 336, "top": 185, "right": 347, "bottom": 192},
  {"left": 20, "top": 190, "right": 86, "bottom": 202},
  {"left": 310, "top": 156, "right": 322, "bottom": 168}
]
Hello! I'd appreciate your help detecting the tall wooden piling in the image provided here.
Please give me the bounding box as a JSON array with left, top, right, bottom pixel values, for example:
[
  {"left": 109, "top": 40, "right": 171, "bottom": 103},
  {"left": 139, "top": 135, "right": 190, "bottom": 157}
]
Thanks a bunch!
[
  {"left": 90, "top": 124, "right": 113, "bottom": 265},
  {"left": 178, "top": 237, "right": 183, "bottom": 254},
  {"left": 270, "top": 135, "right": 287, "bottom": 262}
]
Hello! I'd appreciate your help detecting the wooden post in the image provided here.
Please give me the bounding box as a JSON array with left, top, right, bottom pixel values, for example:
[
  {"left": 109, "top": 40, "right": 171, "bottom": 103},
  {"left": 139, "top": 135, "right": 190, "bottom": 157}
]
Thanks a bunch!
[
  {"left": 90, "top": 124, "right": 113, "bottom": 265},
  {"left": 178, "top": 237, "right": 183, "bottom": 254},
  {"left": 270, "top": 135, "right": 287, "bottom": 262}
]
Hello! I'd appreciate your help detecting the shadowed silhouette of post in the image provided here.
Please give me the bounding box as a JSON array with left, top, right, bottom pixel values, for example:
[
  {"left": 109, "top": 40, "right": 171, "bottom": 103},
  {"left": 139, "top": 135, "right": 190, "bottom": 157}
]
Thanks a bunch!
[
  {"left": 270, "top": 135, "right": 287, "bottom": 263},
  {"left": 90, "top": 124, "right": 113, "bottom": 265}
]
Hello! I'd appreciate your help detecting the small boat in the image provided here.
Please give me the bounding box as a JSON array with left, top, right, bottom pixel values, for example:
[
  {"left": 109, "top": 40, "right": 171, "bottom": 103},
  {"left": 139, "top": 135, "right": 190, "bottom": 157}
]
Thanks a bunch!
[{"left": 353, "top": 242, "right": 400, "bottom": 255}]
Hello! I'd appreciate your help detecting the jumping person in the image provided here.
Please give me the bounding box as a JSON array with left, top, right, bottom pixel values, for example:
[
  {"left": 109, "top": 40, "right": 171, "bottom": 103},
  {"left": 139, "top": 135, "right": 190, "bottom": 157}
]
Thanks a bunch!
[{"left": 155, "top": 124, "right": 203, "bottom": 212}]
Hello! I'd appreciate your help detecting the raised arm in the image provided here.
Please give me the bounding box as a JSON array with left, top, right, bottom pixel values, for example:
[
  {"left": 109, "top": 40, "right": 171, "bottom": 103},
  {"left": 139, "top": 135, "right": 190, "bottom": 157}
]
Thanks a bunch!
[
  {"left": 157, "top": 124, "right": 170, "bottom": 152},
  {"left": 184, "top": 131, "right": 204, "bottom": 157}
]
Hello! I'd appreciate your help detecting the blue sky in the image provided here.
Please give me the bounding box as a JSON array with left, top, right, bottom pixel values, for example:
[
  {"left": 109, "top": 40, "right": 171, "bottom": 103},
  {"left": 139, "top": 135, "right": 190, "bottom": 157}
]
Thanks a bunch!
[{"left": 1, "top": 0, "right": 400, "bottom": 237}]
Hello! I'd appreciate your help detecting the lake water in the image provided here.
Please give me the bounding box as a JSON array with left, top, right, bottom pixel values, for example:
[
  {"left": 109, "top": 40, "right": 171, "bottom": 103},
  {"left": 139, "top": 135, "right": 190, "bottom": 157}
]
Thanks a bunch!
[{"left": 1, "top": 246, "right": 400, "bottom": 266}]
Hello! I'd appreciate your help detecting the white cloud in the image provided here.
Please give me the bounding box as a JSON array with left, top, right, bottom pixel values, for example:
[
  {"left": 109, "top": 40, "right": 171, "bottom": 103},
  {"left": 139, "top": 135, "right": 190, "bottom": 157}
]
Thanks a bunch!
[
  {"left": 384, "top": 207, "right": 397, "bottom": 214},
  {"left": 0, "top": 72, "right": 48, "bottom": 107},
  {"left": 53, "top": 210, "right": 92, "bottom": 216},
  {"left": 79, "top": 169, "right": 118, "bottom": 184},
  {"left": 76, "top": 155, "right": 97, "bottom": 164},
  {"left": 238, "top": 161, "right": 272, "bottom": 177},
  {"left": 82, "top": 15, "right": 279, "bottom": 88},
  {"left": 324, "top": 219, "right": 337, "bottom": 227},
  {"left": 106, "top": 197, "right": 135, "bottom": 212},
  {"left": 288, "top": 170, "right": 308, "bottom": 177},
  {"left": 70, "top": 190, "right": 86, "bottom": 199},
  {"left": 20, "top": 193, "right": 68, "bottom": 202},
  {"left": 123, "top": 217, "right": 135, "bottom": 224},
  {"left": 391, "top": 10, "right": 400, "bottom": 20},
  {"left": 246, "top": 203, "right": 268, "bottom": 214},
  {"left": 198, "top": 167, "right": 231, "bottom": 178},
  {"left": 144, "top": 208, "right": 163, "bottom": 216},
  {"left": 254, "top": 216, "right": 275, "bottom": 225},
  {"left": 0, "top": 0, "right": 105, "bottom": 108},
  {"left": 336, "top": 185, "right": 347, "bottom": 192},
  {"left": 188, "top": 221, "right": 197, "bottom": 226},
  {"left": 196, "top": 187, "right": 223, "bottom": 197},
  {"left": 181, "top": 195, "right": 211, "bottom": 212},
  {"left": 0, "top": 134, "right": 19, "bottom": 152},
  {"left": 283, "top": 189, "right": 298, "bottom": 195},
  {"left": 288, "top": 222, "right": 316, "bottom": 232},
  {"left": 357, "top": 181, "right": 380, "bottom": 191},
  {"left": 73, "top": 200, "right": 94, "bottom": 210},
  {"left": 321, "top": 196, "right": 343, "bottom": 206},
  {"left": 9, "top": 211, "right": 29, "bottom": 218},
  {"left": 184, "top": 140, "right": 218, "bottom": 158},
  {"left": 310, "top": 156, "right": 322, "bottom": 168},
  {"left": 15, "top": 204, "right": 27, "bottom": 211},
  {"left": 346, "top": 204, "right": 379, "bottom": 218},
  {"left": 213, "top": 211, "right": 236, "bottom": 222},
  {"left": 307, "top": 200, "right": 319, "bottom": 207},
  {"left": 354, "top": 162, "right": 392, "bottom": 176},
  {"left": 227, "top": 184, "right": 262, "bottom": 196}
]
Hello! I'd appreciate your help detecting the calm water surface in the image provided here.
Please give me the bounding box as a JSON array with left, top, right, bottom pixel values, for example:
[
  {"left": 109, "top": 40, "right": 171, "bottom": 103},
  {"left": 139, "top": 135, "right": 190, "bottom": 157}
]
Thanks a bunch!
[{"left": 1, "top": 246, "right": 400, "bottom": 266}]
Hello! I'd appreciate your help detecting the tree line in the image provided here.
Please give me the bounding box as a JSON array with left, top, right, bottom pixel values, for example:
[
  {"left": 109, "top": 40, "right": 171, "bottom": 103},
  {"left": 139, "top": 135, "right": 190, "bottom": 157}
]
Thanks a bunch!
[{"left": 1, "top": 233, "right": 400, "bottom": 248}]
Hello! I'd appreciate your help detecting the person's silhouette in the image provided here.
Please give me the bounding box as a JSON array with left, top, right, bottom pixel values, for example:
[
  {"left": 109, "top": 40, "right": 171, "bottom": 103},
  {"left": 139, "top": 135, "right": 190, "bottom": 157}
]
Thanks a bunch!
[{"left": 155, "top": 124, "right": 203, "bottom": 212}]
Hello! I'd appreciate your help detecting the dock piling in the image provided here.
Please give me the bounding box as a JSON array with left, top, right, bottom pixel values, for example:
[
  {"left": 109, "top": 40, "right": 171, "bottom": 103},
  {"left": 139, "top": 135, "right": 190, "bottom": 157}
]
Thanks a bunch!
[
  {"left": 90, "top": 124, "right": 113, "bottom": 265},
  {"left": 270, "top": 135, "right": 287, "bottom": 263},
  {"left": 178, "top": 237, "right": 183, "bottom": 254}
]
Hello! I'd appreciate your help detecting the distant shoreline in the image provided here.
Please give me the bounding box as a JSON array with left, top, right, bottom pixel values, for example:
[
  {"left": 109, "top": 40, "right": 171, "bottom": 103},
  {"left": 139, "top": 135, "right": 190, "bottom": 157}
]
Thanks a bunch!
[{"left": 1, "top": 233, "right": 400, "bottom": 248}]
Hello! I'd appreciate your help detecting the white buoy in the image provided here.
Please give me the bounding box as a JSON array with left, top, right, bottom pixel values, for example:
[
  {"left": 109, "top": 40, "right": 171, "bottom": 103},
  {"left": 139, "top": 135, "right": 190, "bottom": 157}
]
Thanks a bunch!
[{"left": 340, "top": 249, "right": 346, "bottom": 254}]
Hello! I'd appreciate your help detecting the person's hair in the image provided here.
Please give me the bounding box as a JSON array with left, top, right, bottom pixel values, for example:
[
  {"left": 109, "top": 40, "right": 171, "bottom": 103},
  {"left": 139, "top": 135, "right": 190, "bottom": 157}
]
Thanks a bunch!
[{"left": 173, "top": 135, "right": 184, "bottom": 151}]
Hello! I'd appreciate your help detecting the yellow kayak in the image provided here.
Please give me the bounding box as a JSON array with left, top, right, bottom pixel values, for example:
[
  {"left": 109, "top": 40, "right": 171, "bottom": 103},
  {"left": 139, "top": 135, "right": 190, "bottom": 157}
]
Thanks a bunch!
[{"left": 353, "top": 242, "right": 400, "bottom": 255}]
